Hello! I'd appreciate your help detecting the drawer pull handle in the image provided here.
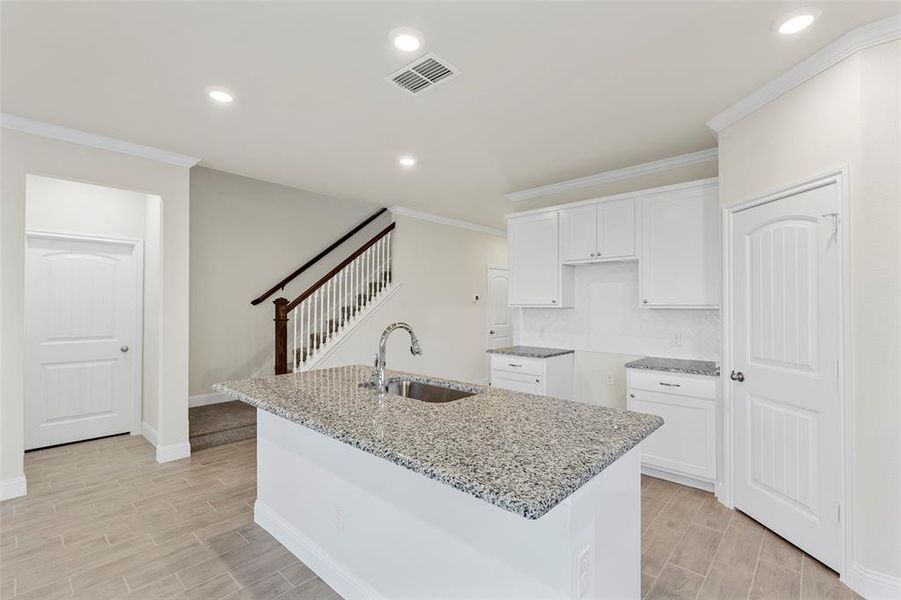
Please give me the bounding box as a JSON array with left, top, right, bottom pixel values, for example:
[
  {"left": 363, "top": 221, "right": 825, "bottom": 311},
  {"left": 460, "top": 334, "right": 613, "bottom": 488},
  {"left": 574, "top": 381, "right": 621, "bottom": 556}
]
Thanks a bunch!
[
  {"left": 509, "top": 363, "right": 522, "bottom": 368},
  {"left": 659, "top": 382, "right": 681, "bottom": 388}
]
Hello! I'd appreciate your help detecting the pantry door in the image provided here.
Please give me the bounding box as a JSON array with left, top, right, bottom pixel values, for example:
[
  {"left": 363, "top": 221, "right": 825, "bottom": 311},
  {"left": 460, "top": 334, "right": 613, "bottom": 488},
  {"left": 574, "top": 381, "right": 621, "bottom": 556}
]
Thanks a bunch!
[
  {"left": 730, "top": 180, "right": 843, "bottom": 570},
  {"left": 487, "top": 266, "right": 511, "bottom": 349},
  {"left": 25, "top": 233, "right": 142, "bottom": 450}
]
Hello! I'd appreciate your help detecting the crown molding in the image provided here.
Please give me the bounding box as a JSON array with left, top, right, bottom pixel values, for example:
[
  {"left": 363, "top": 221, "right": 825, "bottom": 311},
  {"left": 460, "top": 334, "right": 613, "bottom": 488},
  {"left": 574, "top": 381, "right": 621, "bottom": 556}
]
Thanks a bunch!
[
  {"left": 505, "top": 148, "right": 717, "bottom": 202},
  {"left": 707, "top": 13, "right": 901, "bottom": 134},
  {"left": 389, "top": 206, "right": 506, "bottom": 237},
  {"left": 1, "top": 114, "right": 201, "bottom": 167}
]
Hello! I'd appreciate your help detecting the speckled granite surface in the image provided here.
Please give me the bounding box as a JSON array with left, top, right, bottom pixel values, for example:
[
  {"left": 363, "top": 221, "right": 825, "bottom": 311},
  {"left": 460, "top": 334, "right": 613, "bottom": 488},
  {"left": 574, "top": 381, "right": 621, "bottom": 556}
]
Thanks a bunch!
[
  {"left": 214, "top": 365, "right": 662, "bottom": 520},
  {"left": 624, "top": 356, "right": 720, "bottom": 377},
  {"left": 486, "top": 345, "right": 575, "bottom": 359}
]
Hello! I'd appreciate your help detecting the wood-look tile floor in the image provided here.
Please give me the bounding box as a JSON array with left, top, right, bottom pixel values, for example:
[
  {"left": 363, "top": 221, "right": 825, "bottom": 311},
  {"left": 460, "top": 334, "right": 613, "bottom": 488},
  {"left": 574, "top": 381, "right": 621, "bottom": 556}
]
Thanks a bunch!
[
  {"left": 0, "top": 434, "right": 339, "bottom": 600},
  {"left": 640, "top": 475, "right": 859, "bottom": 600},
  {"left": 1, "top": 434, "right": 857, "bottom": 600}
]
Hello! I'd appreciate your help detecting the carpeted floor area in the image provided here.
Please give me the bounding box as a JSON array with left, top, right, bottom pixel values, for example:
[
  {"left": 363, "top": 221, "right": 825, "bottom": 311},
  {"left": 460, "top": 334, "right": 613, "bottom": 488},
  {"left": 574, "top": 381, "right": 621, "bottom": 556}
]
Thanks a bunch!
[{"left": 188, "top": 401, "right": 256, "bottom": 451}]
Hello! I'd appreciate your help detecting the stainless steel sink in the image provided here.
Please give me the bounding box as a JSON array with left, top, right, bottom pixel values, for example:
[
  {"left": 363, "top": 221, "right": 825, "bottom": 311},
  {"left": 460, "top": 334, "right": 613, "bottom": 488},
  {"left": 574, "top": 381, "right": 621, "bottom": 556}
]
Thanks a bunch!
[{"left": 376, "top": 379, "right": 477, "bottom": 403}]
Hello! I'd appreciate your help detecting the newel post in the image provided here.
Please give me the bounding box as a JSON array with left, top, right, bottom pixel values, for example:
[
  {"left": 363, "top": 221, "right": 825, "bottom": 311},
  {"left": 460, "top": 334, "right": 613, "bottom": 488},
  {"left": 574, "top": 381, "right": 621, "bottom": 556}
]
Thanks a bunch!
[{"left": 274, "top": 298, "right": 289, "bottom": 375}]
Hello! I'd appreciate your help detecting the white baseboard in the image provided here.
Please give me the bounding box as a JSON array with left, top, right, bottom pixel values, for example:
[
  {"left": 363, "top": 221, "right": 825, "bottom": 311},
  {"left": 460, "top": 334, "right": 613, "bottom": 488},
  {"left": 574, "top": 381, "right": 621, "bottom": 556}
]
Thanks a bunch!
[
  {"left": 846, "top": 562, "right": 901, "bottom": 599},
  {"left": 641, "top": 465, "right": 715, "bottom": 492},
  {"left": 0, "top": 475, "right": 27, "bottom": 501},
  {"left": 189, "top": 392, "right": 230, "bottom": 408},
  {"left": 141, "top": 421, "right": 159, "bottom": 447},
  {"left": 255, "top": 500, "right": 382, "bottom": 600},
  {"left": 156, "top": 442, "right": 191, "bottom": 464}
]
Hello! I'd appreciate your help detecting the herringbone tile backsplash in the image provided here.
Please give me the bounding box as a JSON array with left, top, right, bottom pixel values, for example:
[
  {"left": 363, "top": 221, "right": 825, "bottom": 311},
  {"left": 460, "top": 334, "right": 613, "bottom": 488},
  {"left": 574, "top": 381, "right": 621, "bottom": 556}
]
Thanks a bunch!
[{"left": 515, "top": 262, "right": 722, "bottom": 362}]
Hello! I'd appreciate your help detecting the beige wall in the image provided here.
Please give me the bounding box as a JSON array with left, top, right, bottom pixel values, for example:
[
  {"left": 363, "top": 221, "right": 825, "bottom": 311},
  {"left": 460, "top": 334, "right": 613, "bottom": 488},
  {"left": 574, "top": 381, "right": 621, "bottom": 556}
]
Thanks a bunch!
[
  {"left": 189, "top": 167, "right": 382, "bottom": 395},
  {"left": 718, "top": 41, "right": 900, "bottom": 579},
  {"left": 1, "top": 129, "right": 190, "bottom": 490},
  {"left": 320, "top": 215, "right": 508, "bottom": 384}
]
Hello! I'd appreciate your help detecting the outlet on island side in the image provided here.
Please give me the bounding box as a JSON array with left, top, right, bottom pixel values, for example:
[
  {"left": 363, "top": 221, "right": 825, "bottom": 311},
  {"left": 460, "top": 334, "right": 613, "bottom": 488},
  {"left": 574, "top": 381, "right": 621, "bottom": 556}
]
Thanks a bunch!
[
  {"left": 670, "top": 333, "right": 682, "bottom": 347},
  {"left": 604, "top": 372, "right": 614, "bottom": 385}
]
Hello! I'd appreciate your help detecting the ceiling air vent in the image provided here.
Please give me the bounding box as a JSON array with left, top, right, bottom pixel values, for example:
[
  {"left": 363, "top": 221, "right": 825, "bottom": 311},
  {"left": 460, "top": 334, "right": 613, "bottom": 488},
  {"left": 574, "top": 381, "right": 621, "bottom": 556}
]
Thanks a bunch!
[{"left": 386, "top": 53, "right": 459, "bottom": 95}]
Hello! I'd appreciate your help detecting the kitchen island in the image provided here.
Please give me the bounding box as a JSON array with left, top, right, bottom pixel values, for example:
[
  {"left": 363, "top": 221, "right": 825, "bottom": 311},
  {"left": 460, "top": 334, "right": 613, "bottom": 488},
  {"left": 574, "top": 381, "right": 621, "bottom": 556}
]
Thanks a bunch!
[{"left": 214, "top": 365, "right": 662, "bottom": 599}]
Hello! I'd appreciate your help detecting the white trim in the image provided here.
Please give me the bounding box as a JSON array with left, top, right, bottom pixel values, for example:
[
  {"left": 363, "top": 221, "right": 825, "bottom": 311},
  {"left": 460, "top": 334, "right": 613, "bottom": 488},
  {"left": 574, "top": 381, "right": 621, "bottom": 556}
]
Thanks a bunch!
[
  {"left": 845, "top": 562, "right": 901, "bottom": 599},
  {"left": 301, "top": 284, "right": 402, "bottom": 371},
  {"left": 142, "top": 421, "right": 159, "bottom": 447},
  {"left": 508, "top": 177, "right": 719, "bottom": 219},
  {"left": 256, "top": 500, "right": 383, "bottom": 600},
  {"left": 189, "top": 392, "right": 231, "bottom": 408},
  {"left": 156, "top": 442, "right": 191, "bottom": 463},
  {"left": 641, "top": 465, "right": 715, "bottom": 493},
  {"left": 1, "top": 113, "right": 201, "bottom": 167},
  {"left": 707, "top": 14, "right": 901, "bottom": 133},
  {"left": 389, "top": 206, "right": 506, "bottom": 237},
  {"left": 505, "top": 148, "right": 718, "bottom": 202},
  {"left": 24, "top": 231, "right": 145, "bottom": 447},
  {"left": 0, "top": 476, "right": 27, "bottom": 501},
  {"left": 722, "top": 168, "right": 852, "bottom": 578}
]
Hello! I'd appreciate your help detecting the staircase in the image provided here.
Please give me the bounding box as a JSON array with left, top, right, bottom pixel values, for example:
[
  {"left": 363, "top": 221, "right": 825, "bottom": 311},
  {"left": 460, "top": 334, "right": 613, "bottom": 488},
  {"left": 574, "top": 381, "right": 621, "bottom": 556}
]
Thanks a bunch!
[{"left": 268, "top": 218, "right": 396, "bottom": 374}]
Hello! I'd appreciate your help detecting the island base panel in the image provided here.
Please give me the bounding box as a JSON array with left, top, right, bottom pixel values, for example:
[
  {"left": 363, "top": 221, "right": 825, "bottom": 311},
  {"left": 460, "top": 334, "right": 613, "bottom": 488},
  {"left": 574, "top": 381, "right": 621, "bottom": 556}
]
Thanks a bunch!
[{"left": 254, "top": 409, "right": 641, "bottom": 599}]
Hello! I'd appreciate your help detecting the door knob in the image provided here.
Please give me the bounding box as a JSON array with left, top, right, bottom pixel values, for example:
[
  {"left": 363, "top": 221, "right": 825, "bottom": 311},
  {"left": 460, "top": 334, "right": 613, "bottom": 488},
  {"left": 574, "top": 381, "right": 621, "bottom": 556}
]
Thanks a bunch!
[
  {"left": 730, "top": 370, "right": 745, "bottom": 382},
  {"left": 120, "top": 346, "right": 130, "bottom": 353}
]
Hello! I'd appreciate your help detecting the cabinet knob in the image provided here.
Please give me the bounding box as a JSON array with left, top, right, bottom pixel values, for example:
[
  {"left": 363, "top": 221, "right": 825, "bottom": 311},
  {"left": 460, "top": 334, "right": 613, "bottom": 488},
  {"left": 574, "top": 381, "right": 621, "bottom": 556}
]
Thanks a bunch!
[
  {"left": 551, "top": 299, "right": 557, "bottom": 304},
  {"left": 630, "top": 393, "right": 635, "bottom": 398},
  {"left": 590, "top": 253, "right": 596, "bottom": 257},
  {"left": 535, "top": 378, "right": 540, "bottom": 383},
  {"left": 642, "top": 299, "right": 648, "bottom": 304}
]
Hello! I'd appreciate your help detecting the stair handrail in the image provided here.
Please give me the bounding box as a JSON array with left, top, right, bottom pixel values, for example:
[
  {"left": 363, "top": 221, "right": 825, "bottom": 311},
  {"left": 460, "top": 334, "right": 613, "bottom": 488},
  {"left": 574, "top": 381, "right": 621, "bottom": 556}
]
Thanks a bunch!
[
  {"left": 251, "top": 207, "right": 388, "bottom": 306},
  {"left": 273, "top": 222, "right": 396, "bottom": 374}
]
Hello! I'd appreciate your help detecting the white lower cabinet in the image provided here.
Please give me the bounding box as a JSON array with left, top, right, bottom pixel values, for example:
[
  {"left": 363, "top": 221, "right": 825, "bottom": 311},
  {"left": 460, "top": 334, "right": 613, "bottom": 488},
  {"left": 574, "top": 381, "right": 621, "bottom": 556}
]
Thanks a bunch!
[
  {"left": 489, "top": 353, "right": 573, "bottom": 400},
  {"left": 627, "top": 368, "right": 717, "bottom": 489}
]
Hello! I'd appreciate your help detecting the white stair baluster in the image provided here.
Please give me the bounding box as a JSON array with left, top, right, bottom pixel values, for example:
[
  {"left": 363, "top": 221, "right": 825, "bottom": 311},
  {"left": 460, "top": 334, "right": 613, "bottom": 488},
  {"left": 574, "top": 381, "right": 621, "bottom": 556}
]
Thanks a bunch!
[
  {"left": 387, "top": 232, "right": 392, "bottom": 284},
  {"left": 292, "top": 306, "right": 297, "bottom": 371}
]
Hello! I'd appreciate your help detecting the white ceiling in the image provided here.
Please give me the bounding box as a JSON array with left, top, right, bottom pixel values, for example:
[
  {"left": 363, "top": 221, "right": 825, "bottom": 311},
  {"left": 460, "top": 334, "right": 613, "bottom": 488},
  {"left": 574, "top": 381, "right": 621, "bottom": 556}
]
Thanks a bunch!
[{"left": 2, "top": 2, "right": 897, "bottom": 228}]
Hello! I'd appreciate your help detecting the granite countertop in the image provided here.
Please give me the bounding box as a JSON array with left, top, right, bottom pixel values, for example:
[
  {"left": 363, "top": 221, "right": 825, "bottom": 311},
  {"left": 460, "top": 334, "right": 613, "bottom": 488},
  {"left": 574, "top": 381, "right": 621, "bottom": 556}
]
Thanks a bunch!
[
  {"left": 486, "top": 345, "right": 575, "bottom": 359},
  {"left": 624, "top": 356, "right": 720, "bottom": 377},
  {"left": 214, "top": 365, "right": 662, "bottom": 520}
]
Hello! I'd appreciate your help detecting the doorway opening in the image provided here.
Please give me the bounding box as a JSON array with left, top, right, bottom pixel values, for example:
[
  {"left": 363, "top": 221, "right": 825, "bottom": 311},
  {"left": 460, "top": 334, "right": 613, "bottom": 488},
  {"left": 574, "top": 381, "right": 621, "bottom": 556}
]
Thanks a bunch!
[{"left": 24, "top": 175, "right": 157, "bottom": 450}]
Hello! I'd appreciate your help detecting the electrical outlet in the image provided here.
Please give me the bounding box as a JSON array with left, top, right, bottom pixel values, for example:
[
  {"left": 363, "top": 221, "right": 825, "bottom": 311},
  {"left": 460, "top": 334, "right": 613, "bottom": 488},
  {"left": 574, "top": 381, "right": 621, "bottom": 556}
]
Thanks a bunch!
[
  {"left": 335, "top": 504, "right": 344, "bottom": 531},
  {"left": 605, "top": 372, "right": 614, "bottom": 385},
  {"left": 670, "top": 333, "right": 682, "bottom": 347},
  {"left": 577, "top": 546, "right": 591, "bottom": 598}
]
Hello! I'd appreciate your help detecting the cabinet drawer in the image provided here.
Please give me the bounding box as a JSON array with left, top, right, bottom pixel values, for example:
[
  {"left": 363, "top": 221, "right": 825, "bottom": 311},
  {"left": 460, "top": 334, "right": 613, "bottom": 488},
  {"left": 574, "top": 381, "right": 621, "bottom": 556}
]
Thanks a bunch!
[
  {"left": 490, "top": 355, "right": 545, "bottom": 377},
  {"left": 490, "top": 370, "right": 545, "bottom": 395},
  {"left": 627, "top": 369, "right": 716, "bottom": 399}
]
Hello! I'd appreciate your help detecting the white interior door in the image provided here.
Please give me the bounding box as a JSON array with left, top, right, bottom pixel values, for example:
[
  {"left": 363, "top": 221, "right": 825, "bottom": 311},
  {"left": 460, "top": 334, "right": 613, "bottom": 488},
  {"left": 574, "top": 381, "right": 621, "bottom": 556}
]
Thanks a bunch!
[
  {"left": 25, "top": 233, "right": 141, "bottom": 450},
  {"left": 730, "top": 182, "right": 842, "bottom": 570},
  {"left": 487, "top": 266, "right": 512, "bottom": 349}
]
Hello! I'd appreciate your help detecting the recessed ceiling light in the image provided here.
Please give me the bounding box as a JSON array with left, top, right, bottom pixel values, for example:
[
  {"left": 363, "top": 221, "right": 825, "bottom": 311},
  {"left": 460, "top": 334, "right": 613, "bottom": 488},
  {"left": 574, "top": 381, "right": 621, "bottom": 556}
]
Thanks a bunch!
[
  {"left": 776, "top": 9, "right": 820, "bottom": 35},
  {"left": 206, "top": 87, "right": 234, "bottom": 103},
  {"left": 390, "top": 27, "right": 423, "bottom": 52},
  {"left": 398, "top": 155, "right": 416, "bottom": 167}
]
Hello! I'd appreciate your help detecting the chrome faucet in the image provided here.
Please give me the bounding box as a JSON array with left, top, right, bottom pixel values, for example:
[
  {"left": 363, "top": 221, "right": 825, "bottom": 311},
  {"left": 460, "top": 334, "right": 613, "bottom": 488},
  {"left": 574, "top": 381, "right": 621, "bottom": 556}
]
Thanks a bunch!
[{"left": 372, "top": 322, "right": 422, "bottom": 391}]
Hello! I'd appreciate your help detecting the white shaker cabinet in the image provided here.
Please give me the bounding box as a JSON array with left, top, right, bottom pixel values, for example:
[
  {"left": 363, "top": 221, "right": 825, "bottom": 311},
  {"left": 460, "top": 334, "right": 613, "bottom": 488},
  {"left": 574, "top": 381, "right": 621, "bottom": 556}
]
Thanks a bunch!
[
  {"left": 490, "top": 352, "right": 574, "bottom": 400},
  {"left": 508, "top": 212, "right": 573, "bottom": 307},
  {"left": 560, "top": 198, "right": 637, "bottom": 263},
  {"left": 627, "top": 368, "right": 718, "bottom": 490},
  {"left": 639, "top": 182, "right": 720, "bottom": 308}
]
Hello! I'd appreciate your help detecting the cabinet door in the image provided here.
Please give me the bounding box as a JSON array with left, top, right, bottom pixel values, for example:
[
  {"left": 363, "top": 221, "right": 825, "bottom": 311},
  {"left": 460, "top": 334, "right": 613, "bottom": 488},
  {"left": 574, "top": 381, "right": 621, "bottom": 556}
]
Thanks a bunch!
[
  {"left": 598, "top": 198, "right": 636, "bottom": 259},
  {"left": 508, "top": 213, "right": 561, "bottom": 306},
  {"left": 628, "top": 389, "right": 716, "bottom": 481},
  {"left": 560, "top": 205, "right": 598, "bottom": 262},
  {"left": 640, "top": 184, "right": 720, "bottom": 308}
]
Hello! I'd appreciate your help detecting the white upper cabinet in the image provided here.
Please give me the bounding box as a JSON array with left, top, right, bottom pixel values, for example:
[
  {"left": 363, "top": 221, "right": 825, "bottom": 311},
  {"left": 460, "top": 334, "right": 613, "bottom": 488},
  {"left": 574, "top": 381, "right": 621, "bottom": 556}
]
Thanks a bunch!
[
  {"left": 508, "top": 212, "right": 573, "bottom": 307},
  {"left": 560, "top": 198, "right": 636, "bottom": 263},
  {"left": 639, "top": 182, "right": 720, "bottom": 308}
]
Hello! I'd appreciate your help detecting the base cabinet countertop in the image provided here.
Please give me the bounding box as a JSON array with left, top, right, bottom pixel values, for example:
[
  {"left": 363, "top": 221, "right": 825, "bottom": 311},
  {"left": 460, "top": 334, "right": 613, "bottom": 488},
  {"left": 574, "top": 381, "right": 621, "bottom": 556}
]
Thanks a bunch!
[{"left": 488, "top": 346, "right": 574, "bottom": 400}]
